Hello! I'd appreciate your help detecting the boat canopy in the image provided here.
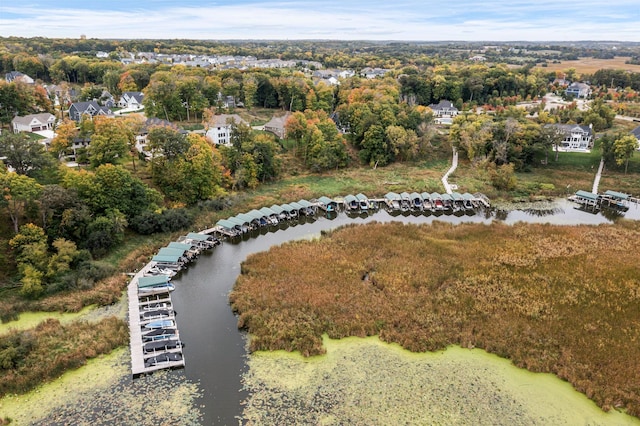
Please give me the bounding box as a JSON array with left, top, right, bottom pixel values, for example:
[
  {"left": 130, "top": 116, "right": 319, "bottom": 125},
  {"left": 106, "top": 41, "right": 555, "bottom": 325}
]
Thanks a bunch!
[
  {"left": 430, "top": 192, "right": 442, "bottom": 199},
  {"left": 270, "top": 204, "right": 285, "bottom": 214},
  {"left": 216, "top": 219, "right": 238, "bottom": 230},
  {"left": 420, "top": 192, "right": 432, "bottom": 200},
  {"left": 247, "top": 209, "right": 266, "bottom": 220},
  {"left": 167, "top": 242, "right": 192, "bottom": 250},
  {"left": 462, "top": 192, "right": 475, "bottom": 201},
  {"left": 400, "top": 192, "right": 411, "bottom": 200},
  {"left": 280, "top": 203, "right": 295, "bottom": 213},
  {"left": 575, "top": 190, "right": 598, "bottom": 201},
  {"left": 185, "top": 232, "right": 210, "bottom": 241},
  {"left": 138, "top": 275, "right": 170, "bottom": 288},
  {"left": 157, "top": 247, "right": 186, "bottom": 257},
  {"left": 259, "top": 206, "right": 277, "bottom": 216},
  {"left": 603, "top": 190, "right": 629, "bottom": 200},
  {"left": 355, "top": 193, "right": 368, "bottom": 202},
  {"left": 289, "top": 201, "right": 304, "bottom": 211},
  {"left": 318, "top": 196, "right": 335, "bottom": 205},
  {"left": 297, "top": 199, "right": 313, "bottom": 208},
  {"left": 236, "top": 213, "right": 256, "bottom": 224},
  {"left": 152, "top": 254, "right": 181, "bottom": 263},
  {"left": 441, "top": 193, "right": 453, "bottom": 201},
  {"left": 344, "top": 194, "right": 357, "bottom": 204},
  {"left": 410, "top": 192, "right": 422, "bottom": 201},
  {"left": 384, "top": 192, "right": 400, "bottom": 200},
  {"left": 451, "top": 192, "right": 463, "bottom": 201}
]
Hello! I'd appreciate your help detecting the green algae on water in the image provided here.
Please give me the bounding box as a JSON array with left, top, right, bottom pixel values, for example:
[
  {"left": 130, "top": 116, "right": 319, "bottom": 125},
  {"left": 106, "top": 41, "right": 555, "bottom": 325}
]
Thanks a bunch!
[
  {"left": 241, "top": 335, "right": 640, "bottom": 425},
  {"left": 0, "top": 347, "right": 203, "bottom": 426}
]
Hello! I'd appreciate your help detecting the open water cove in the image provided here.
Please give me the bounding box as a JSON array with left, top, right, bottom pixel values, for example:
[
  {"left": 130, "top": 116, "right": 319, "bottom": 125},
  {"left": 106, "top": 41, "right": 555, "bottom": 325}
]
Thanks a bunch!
[{"left": 170, "top": 199, "right": 640, "bottom": 425}]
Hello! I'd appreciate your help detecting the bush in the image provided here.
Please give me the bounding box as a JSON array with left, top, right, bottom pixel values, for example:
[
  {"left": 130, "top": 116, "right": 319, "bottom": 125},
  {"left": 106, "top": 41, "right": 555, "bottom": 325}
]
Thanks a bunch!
[{"left": 129, "top": 209, "right": 193, "bottom": 235}]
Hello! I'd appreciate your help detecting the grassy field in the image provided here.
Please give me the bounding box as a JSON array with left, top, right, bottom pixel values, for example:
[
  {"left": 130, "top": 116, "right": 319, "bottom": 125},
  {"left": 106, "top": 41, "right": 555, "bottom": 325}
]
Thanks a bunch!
[
  {"left": 537, "top": 57, "right": 640, "bottom": 76},
  {"left": 231, "top": 221, "right": 640, "bottom": 417}
]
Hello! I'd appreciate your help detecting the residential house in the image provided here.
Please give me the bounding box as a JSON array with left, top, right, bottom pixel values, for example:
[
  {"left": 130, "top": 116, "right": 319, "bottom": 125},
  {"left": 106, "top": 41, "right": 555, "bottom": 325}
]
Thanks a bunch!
[
  {"left": 631, "top": 125, "right": 640, "bottom": 150},
  {"left": 565, "top": 82, "right": 591, "bottom": 98},
  {"left": 429, "top": 100, "right": 459, "bottom": 124},
  {"left": 99, "top": 90, "right": 116, "bottom": 108},
  {"left": 205, "top": 114, "right": 249, "bottom": 146},
  {"left": 136, "top": 117, "right": 187, "bottom": 157},
  {"left": 12, "top": 113, "right": 56, "bottom": 133},
  {"left": 547, "top": 123, "right": 594, "bottom": 151},
  {"left": 118, "top": 92, "right": 144, "bottom": 109},
  {"left": 360, "top": 67, "right": 390, "bottom": 79},
  {"left": 263, "top": 112, "right": 291, "bottom": 139},
  {"left": 5, "top": 71, "right": 34, "bottom": 84},
  {"left": 68, "top": 101, "right": 113, "bottom": 121}
]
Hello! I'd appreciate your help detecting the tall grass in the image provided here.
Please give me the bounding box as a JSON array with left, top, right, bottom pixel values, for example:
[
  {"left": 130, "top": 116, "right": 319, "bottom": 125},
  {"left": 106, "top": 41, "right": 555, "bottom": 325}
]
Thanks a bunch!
[
  {"left": 230, "top": 221, "right": 640, "bottom": 417},
  {"left": 0, "top": 316, "right": 128, "bottom": 396}
]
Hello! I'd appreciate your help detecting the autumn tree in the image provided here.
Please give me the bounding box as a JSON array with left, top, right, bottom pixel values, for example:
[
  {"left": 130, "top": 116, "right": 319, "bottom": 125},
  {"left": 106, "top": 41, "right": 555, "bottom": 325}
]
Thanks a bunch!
[
  {"left": 50, "top": 119, "right": 79, "bottom": 158},
  {"left": 0, "top": 132, "right": 54, "bottom": 175},
  {"left": 613, "top": 134, "right": 638, "bottom": 174},
  {"left": 88, "top": 116, "right": 132, "bottom": 167},
  {"left": 0, "top": 169, "right": 42, "bottom": 233}
]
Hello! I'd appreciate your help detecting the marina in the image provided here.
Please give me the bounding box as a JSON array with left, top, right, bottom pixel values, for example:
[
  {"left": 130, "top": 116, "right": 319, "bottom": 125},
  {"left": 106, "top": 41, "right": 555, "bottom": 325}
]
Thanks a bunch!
[{"left": 128, "top": 190, "right": 490, "bottom": 377}]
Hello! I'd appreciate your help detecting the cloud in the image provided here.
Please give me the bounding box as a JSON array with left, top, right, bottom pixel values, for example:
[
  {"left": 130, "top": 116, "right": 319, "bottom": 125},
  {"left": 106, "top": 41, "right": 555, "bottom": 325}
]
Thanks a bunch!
[{"left": 0, "top": 1, "right": 638, "bottom": 40}]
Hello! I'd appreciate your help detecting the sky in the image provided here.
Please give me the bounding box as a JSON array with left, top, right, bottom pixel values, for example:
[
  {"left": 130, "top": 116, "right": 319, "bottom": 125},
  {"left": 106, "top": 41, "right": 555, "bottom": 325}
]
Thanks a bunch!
[{"left": 0, "top": 0, "right": 639, "bottom": 41}]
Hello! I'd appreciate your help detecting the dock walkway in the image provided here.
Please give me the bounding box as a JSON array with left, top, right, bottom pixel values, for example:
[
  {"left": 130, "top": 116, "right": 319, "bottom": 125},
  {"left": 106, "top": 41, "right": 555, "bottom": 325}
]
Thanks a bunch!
[
  {"left": 441, "top": 148, "right": 458, "bottom": 195},
  {"left": 592, "top": 158, "right": 604, "bottom": 194}
]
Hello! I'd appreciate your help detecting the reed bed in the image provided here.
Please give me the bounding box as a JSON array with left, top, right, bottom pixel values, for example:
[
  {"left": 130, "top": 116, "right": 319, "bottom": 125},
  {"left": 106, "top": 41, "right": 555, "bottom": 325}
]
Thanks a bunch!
[
  {"left": 0, "top": 317, "right": 128, "bottom": 397},
  {"left": 231, "top": 221, "right": 640, "bottom": 417}
]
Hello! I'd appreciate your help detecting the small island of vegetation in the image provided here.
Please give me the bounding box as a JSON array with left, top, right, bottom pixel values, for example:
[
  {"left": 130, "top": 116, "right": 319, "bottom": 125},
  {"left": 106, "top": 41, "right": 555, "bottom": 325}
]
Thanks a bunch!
[{"left": 231, "top": 221, "right": 640, "bottom": 417}]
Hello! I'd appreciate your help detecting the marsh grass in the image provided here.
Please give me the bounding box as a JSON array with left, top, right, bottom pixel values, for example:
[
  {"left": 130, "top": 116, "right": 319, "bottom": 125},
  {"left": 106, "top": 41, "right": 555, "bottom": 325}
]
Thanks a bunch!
[
  {"left": 0, "top": 317, "right": 128, "bottom": 397},
  {"left": 231, "top": 221, "right": 640, "bottom": 417}
]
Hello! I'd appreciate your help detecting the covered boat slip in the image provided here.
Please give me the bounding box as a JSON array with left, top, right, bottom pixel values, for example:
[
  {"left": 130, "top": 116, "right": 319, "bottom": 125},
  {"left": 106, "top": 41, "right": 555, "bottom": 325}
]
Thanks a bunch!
[
  {"left": 128, "top": 230, "right": 224, "bottom": 377},
  {"left": 129, "top": 266, "right": 184, "bottom": 377},
  {"left": 569, "top": 189, "right": 637, "bottom": 212},
  {"left": 316, "top": 196, "right": 338, "bottom": 212}
]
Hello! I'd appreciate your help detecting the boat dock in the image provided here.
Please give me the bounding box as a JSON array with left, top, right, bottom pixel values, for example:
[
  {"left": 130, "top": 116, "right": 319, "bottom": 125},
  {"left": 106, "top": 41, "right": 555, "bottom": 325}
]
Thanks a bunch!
[{"left": 128, "top": 264, "right": 184, "bottom": 377}]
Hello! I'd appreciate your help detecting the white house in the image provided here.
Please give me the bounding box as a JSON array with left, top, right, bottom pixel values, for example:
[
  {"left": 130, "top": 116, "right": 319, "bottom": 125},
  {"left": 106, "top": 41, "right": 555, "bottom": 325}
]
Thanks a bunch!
[
  {"left": 118, "top": 92, "right": 144, "bottom": 109},
  {"left": 205, "top": 114, "right": 249, "bottom": 146},
  {"left": 565, "top": 82, "right": 591, "bottom": 98},
  {"left": 429, "top": 100, "right": 459, "bottom": 124},
  {"left": 547, "top": 123, "right": 594, "bottom": 151},
  {"left": 5, "top": 71, "right": 34, "bottom": 84},
  {"left": 12, "top": 113, "right": 56, "bottom": 133}
]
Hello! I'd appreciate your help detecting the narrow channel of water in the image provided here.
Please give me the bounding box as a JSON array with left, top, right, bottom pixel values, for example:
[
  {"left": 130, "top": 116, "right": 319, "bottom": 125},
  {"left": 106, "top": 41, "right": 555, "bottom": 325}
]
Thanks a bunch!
[{"left": 170, "top": 199, "right": 639, "bottom": 425}]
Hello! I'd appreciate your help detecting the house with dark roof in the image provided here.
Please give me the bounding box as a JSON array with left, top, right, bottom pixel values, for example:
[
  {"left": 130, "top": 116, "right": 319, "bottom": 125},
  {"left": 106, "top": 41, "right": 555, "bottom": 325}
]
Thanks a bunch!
[
  {"left": 118, "top": 92, "right": 144, "bottom": 109},
  {"left": 429, "top": 100, "right": 459, "bottom": 124},
  {"left": 631, "top": 125, "right": 640, "bottom": 150},
  {"left": 263, "top": 112, "right": 291, "bottom": 139},
  {"left": 68, "top": 101, "right": 113, "bottom": 121},
  {"left": 546, "top": 123, "right": 594, "bottom": 151},
  {"left": 5, "top": 71, "right": 34, "bottom": 84},
  {"left": 565, "top": 82, "right": 591, "bottom": 98},
  {"left": 12, "top": 113, "right": 56, "bottom": 133},
  {"left": 204, "top": 114, "right": 249, "bottom": 146}
]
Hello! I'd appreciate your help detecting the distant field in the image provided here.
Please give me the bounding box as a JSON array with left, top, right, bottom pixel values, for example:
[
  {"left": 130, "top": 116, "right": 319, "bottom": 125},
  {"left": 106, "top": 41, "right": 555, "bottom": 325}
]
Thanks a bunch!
[{"left": 537, "top": 57, "right": 640, "bottom": 75}]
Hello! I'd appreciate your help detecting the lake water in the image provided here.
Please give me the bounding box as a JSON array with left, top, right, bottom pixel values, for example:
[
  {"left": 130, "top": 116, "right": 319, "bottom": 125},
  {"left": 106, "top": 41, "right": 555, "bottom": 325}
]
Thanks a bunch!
[{"left": 170, "top": 199, "right": 640, "bottom": 425}]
